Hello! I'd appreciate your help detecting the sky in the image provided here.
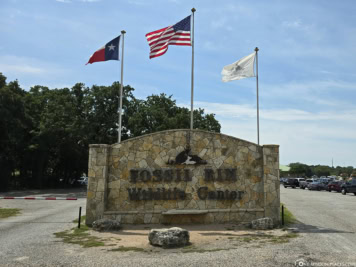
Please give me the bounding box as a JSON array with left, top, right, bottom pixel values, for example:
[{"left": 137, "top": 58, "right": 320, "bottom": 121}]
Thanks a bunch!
[{"left": 1, "top": 0, "right": 356, "bottom": 167}]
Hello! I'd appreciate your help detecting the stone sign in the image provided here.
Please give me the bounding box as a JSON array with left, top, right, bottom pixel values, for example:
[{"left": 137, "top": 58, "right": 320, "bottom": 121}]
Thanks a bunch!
[{"left": 86, "top": 129, "right": 280, "bottom": 225}]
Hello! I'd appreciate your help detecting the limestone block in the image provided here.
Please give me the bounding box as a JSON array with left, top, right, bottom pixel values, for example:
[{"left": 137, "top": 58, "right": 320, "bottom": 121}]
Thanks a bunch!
[
  {"left": 138, "top": 159, "right": 148, "bottom": 168},
  {"left": 137, "top": 151, "right": 147, "bottom": 160},
  {"left": 97, "top": 153, "right": 108, "bottom": 166},
  {"left": 121, "top": 215, "right": 134, "bottom": 224},
  {"left": 151, "top": 214, "right": 161, "bottom": 224},
  {"left": 92, "top": 218, "right": 121, "bottom": 232},
  {"left": 224, "top": 156, "right": 234, "bottom": 165},
  {"left": 198, "top": 148, "right": 208, "bottom": 158},
  {"left": 248, "top": 145, "right": 257, "bottom": 152},
  {"left": 143, "top": 142, "right": 153, "bottom": 151},
  {"left": 149, "top": 227, "right": 190, "bottom": 248},
  {"left": 213, "top": 139, "right": 222, "bottom": 148},
  {"left": 97, "top": 179, "right": 106, "bottom": 192},
  {"left": 133, "top": 214, "right": 144, "bottom": 224},
  {"left": 251, "top": 217, "right": 274, "bottom": 230},
  {"left": 144, "top": 214, "right": 153, "bottom": 224}
]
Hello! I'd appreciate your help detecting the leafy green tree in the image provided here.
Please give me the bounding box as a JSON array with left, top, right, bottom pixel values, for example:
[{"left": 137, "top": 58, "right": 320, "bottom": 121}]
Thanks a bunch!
[
  {"left": 0, "top": 74, "right": 30, "bottom": 191},
  {"left": 312, "top": 165, "right": 330, "bottom": 177},
  {"left": 0, "top": 76, "right": 221, "bottom": 191},
  {"left": 127, "top": 93, "right": 220, "bottom": 137},
  {"left": 289, "top": 162, "right": 312, "bottom": 177}
]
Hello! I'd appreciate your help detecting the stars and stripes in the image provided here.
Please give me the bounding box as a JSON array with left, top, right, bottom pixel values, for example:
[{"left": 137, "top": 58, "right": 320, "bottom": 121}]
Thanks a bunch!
[{"left": 145, "top": 15, "right": 191, "bottom": 59}]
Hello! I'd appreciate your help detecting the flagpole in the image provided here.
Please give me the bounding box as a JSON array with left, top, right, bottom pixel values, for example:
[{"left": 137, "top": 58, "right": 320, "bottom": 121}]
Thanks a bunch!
[
  {"left": 255, "top": 47, "right": 260, "bottom": 145},
  {"left": 118, "top": 30, "right": 126, "bottom": 143},
  {"left": 190, "top": 8, "right": 196, "bottom": 131}
]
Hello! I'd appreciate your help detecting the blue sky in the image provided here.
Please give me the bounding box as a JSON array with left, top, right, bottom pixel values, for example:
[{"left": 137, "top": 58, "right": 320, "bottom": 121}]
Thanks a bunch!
[{"left": 1, "top": 0, "right": 356, "bottom": 167}]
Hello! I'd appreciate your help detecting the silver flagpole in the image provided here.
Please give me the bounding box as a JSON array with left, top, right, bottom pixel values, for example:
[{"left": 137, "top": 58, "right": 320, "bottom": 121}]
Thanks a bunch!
[
  {"left": 255, "top": 47, "right": 260, "bottom": 145},
  {"left": 118, "top": 30, "right": 126, "bottom": 143},
  {"left": 190, "top": 8, "right": 196, "bottom": 130}
]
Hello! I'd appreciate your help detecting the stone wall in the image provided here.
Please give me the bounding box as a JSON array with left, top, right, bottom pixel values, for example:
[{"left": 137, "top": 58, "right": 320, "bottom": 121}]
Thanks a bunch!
[{"left": 86, "top": 129, "right": 280, "bottom": 225}]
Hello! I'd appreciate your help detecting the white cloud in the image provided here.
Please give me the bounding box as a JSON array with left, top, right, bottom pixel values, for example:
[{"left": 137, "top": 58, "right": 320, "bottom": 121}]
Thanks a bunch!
[
  {"left": 0, "top": 55, "right": 67, "bottom": 76},
  {"left": 282, "top": 19, "right": 302, "bottom": 29},
  {"left": 177, "top": 100, "right": 356, "bottom": 166},
  {"left": 0, "top": 64, "right": 44, "bottom": 74},
  {"left": 261, "top": 80, "right": 356, "bottom": 108},
  {"left": 194, "top": 101, "right": 356, "bottom": 123}
]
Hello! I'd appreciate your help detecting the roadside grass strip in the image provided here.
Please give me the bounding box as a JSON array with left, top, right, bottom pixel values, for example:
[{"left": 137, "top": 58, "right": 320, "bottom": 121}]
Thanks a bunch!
[
  {"left": 54, "top": 216, "right": 106, "bottom": 248},
  {"left": 55, "top": 216, "right": 143, "bottom": 251},
  {"left": 54, "top": 206, "right": 300, "bottom": 252},
  {"left": 0, "top": 208, "right": 21, "bottom": 218},
  {"left": 109, "top": 246, "right": 145, "bottom": 252},
  {"left": 281, "top": 203, "right": 298, "bottom": 225},
  {"left": 228, "top": 232, "right": 298, "bottom": 247}
]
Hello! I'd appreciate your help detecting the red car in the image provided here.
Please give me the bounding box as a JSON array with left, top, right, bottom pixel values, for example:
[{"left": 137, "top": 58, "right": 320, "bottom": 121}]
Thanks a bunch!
[{"left": 327, "top": 181, "right": 343, "bottom": 192}]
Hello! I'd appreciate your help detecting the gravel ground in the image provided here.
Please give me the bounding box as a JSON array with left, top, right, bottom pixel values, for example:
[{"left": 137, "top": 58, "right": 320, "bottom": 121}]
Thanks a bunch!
[{"left": 1, "top": 186, "right": 356, "bottom": 267}]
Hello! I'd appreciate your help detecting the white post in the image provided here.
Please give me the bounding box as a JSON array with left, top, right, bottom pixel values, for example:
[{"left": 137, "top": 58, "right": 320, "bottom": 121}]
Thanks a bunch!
[
  {"left": 255, "top": 47, "right": 260, "bottom": 145},
  {"left": 190, "top": 8, "right": 196, "bottom": 130},
  {"left": 118, "top": 30, "right": 125, "bottom": 143}
]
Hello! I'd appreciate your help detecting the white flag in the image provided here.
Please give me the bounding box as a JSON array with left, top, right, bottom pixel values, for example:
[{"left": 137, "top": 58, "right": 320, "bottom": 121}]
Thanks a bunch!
[{"left": 221, "top": 52, "right": 256, "bottom": 82}]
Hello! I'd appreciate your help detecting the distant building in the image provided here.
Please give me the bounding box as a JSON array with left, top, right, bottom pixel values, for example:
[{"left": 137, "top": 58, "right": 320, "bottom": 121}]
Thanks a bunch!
[{"left": 279, "top": 165, "right": 291, "bottom": 177}]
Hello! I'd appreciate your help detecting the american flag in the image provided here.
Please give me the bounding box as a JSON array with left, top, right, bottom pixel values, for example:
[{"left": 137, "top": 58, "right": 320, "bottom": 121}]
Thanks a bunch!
[{"left": 145, "top": 15, "right": 191, "bottom": 59}]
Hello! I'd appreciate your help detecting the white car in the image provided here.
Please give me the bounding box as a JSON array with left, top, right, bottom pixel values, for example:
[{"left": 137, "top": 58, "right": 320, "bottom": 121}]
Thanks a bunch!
[{"left": 77, "top": 176, "right": 88, "bottom": 186}]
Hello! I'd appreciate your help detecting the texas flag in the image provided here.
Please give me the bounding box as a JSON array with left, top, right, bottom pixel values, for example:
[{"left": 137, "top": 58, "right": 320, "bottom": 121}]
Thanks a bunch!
[{"left": 86, "top": 35, "right": 120, "bottom": 65}]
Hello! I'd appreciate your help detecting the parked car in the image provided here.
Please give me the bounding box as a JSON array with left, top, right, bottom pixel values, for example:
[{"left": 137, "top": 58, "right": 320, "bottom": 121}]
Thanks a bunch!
[
  {"left": 77, "top": 176, "right": 88, "bottom": 186},
  {"left": 308, "top": 181, "right": 327, "bottom": 191},
  {"left": 341, "top": 178, "right": 356, "bottom": 195},
  {"left": 295, "top": 178, "right": 306, "bottom": 187},
  {"left": 283, "top": 178, "right": 299, "bottom": 188},
  {"left": 300, "top": 179, "right": 314, "bottom": 189},
  {"left": 327, "top": 181, "right": 343, "bottom": 192},
  {"left": 280, "top": 177, "right": 288, "bottom": 183},
  {"left": 320, "top": 178, "right": 332, "bottom": 184}
]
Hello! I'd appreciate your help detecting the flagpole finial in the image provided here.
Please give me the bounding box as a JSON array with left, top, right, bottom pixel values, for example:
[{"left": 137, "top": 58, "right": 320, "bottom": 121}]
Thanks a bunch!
[
  {"left": 191, "top": 7, "right": 196, "bottom": 12},
  {"left": 255, "top": 47, "right": 259, "bottom": 52},
  {"left": 121, "top": 30, "right": 126, "bottom": 34}
]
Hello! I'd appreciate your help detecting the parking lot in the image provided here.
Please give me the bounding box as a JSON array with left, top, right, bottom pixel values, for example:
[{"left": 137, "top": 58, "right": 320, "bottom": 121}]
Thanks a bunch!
[
  {"left": 1, "top": 186, "right": 356, "bottom": 267},
  {"left": 281, "top": 185, "right": 356, "bottom": 259}
]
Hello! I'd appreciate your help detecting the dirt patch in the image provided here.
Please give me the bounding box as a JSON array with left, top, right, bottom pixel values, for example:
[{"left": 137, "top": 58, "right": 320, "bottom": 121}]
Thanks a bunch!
[{"left": 86, "top": 224, "right": 299, "bottom": 253}]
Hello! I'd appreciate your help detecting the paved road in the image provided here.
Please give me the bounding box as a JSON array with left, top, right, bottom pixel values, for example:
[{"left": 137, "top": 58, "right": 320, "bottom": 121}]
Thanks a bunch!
[
  {"left": 0, "top": 186, "right": 356, "bottom": 267},
  {"left": 0, "top": 189, "right": 86, "bottom": 266},
  {"left": 281, "top": 185, "right": 356, "bottom": 265}
]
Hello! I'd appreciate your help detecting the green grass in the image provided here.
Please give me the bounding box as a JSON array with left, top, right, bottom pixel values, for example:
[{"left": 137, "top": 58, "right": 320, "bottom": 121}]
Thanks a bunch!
[
  {"left": 230, "top": 232, "right": 299, "bottom": 245},
  {"left": 281, "top": 203, "right": 298, "bottom": 225},
  {"left": 73, "top": 215, "right": 86, "bottom": 224},
  {"left": 0, "top": 208, "right": 21, "bottom": 218},
  {"left": 109, "top": 246, "right": 145, "bottom": 252},
  {"left": 54, "top": 217, "right": 106, "bottom": 248}
]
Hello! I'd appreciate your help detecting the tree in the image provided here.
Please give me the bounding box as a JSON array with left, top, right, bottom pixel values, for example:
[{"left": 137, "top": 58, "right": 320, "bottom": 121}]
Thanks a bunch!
[
  {"left": 0, "top": 77, "right": 221, "bottom": 191},
  {"left": 289, "top": 162, "right": 312, "bottom": 177},
  {"left": 312, "top": 165, "right": 330, "bottom": 177},
  {"left": 127, "top": 93, "right": 220, "bottom": 137},
  {"left": 0, "top": 74, "right": 30, "bottom": 191}
]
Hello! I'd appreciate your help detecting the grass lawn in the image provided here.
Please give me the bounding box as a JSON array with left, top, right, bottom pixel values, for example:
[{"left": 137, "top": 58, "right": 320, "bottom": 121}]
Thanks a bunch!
[
  {"left": 0, "top": 208, "right": 21, "bottom": 219},
  {"left": 54, "top": 216, "right": 106, "bottom": 248},
  {"left": 281, "top": 203, "right": 297, "bottom": 225}
]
